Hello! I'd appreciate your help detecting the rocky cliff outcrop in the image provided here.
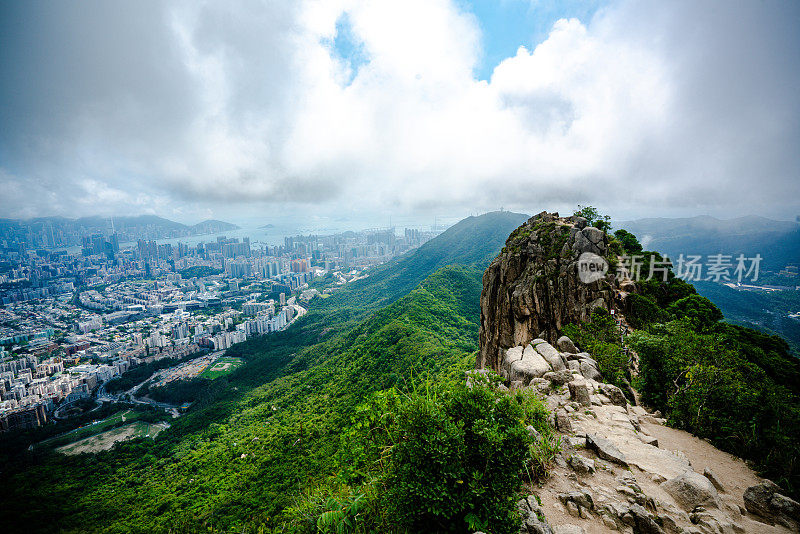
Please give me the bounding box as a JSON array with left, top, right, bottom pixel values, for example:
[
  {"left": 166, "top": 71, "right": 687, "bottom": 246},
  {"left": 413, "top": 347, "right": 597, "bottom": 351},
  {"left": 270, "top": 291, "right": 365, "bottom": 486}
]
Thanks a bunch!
[{"left": 478, "top": 212, "right": 615, "bottom": 372}]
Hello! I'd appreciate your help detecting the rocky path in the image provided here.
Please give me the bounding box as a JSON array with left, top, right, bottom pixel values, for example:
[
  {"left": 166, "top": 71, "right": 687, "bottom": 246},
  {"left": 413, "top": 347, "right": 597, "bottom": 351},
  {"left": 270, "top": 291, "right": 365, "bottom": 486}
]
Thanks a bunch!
[{"left": 488, "top": 337, "right": 799, "bottom": 534}]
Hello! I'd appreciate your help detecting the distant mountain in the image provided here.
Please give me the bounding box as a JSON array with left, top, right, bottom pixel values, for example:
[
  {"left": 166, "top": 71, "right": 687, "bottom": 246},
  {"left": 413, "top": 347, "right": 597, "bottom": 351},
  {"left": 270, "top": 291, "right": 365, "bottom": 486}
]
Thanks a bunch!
[
  {"left": 259, "top": 223, "right": 275, "bottom": 229},
  {"left": 618, "top": 215, "right": 800, "bottom": 271}
]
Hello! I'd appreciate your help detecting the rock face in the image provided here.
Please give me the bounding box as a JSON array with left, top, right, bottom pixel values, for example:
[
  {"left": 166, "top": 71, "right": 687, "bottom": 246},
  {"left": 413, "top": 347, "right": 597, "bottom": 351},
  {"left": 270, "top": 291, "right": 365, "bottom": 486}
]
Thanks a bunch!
[{"left": 478, "top": 212, "right": 615, "bottom": 372}]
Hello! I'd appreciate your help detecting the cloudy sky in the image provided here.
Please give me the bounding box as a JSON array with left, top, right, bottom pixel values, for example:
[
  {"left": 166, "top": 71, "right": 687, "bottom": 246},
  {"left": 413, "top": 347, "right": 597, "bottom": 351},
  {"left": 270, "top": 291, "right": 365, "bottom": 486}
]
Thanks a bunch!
[{"left": 1, "top": 0, "right": 799, "bottom": 225}]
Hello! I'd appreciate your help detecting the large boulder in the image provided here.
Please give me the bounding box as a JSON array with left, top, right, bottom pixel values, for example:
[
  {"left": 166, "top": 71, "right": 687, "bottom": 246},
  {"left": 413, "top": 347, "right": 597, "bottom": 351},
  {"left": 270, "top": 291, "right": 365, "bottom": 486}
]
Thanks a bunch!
[
  {"left": 534, "top": 341, "right": 567, "bottom": 371},
  {"left": 509, "top": 344, "right": 552, "bottom": 381},
  {"left": 567, "top": 380, "right": 591, "bottom": 406},
  {"left": 586, "top": 433, "right": 628, "bottom": 466},
  {"left": 601, "top": 383, "right": 627, "bottom": 407},
  {"left": 555, "top": 410, "right": 573, "bottom": 433},
  {"left": 501, "top": 346, "right": 524, "bottom": 378},
  {"left": 661, "top": 470, "right": 720, "bottom": 512},
  {"left": 543, "top": 369, "right": 574, "bottom": 386},
  {"left": 557, "top": 336, "right": 578, "bottom": 354},
  {"left": 744, "top": 481, "right": 800, "bottom": 528},
  {"left": 579, "top": 360, "right": 602, "bottom": 381},
  {"left": 743, "top": 480, "right": 781, "bottom": 519}
]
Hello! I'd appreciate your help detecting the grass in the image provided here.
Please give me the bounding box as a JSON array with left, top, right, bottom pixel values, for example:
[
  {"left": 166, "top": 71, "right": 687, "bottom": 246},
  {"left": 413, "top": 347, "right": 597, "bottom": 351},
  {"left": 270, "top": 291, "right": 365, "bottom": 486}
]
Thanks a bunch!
[{"left": 200, "top": 356, "right": 244, "bottom": 379}]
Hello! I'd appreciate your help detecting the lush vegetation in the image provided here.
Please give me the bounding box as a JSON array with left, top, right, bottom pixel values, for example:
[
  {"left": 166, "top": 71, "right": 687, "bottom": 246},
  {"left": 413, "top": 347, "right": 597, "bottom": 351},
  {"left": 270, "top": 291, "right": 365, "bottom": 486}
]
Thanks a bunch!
[
  {"left": 5, "top": 209, "right": 796, "bottom": 532},
  {"left": 692, "top": 280, "right": 800, "bottom": 356},
  {"left": 574, "top": 205, "right": 612, "bottom": 232},
  {"left": 286, "top": 376, "right": 557, "bottom": 533},
  {"left": 0, "top": 212, "right": 531, "bottom": 534},
  {"left": 570, "top": 226, "right": 800, "bottom": 496},
  {"left": 141, "top": 377, "right": 218, "bottom": 405}
]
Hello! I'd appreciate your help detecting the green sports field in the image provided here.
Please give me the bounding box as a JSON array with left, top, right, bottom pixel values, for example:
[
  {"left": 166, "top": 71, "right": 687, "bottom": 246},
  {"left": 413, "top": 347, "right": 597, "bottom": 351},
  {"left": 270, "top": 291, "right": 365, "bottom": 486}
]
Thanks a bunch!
[{"left": 200, "top": 356, "right": 244, "bottom": 379}]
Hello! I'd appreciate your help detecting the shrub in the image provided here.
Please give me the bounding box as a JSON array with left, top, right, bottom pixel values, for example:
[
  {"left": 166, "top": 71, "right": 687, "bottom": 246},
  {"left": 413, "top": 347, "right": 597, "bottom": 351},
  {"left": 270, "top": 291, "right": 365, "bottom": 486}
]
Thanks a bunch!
[
  {"left": 383, "top": 379, "right": 530, "bottom": 533},
  {"left": 626, "top": 293, "right": 669, "bottom": 329},
  {"left": 325, "top": 374, "right": 542, "bottom": 533},
  {"left": 613, "top": 229, "right": 642, "bottom": 254},
  {"left": 668, "top": 294, "right": 723, "bottom": 330}
]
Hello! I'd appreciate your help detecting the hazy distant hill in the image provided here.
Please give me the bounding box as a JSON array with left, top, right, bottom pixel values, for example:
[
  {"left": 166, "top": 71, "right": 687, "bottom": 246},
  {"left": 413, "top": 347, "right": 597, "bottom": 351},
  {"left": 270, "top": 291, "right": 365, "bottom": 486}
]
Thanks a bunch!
[
  {"left": 0, "top": 214, "right": 239, "bottom": 249},
  {"left": 619, "top": 215, "right": 800, "bottom": 270},
  {"left": 618, "top": 215, "right": 800, "bottom": 355}
]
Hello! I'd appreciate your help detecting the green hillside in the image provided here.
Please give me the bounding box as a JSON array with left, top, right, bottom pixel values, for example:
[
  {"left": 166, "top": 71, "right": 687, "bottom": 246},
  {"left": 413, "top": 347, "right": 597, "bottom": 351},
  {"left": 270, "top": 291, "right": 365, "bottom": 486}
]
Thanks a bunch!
[{"left": 0, "top": 266, "right": 483, "bottom": 533}]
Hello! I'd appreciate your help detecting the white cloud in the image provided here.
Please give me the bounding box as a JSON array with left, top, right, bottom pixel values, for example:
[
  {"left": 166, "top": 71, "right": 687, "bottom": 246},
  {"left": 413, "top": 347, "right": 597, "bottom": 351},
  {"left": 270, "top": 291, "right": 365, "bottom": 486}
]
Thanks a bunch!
[{"left": 0, "top": 0, "right": 798, "bottom": 221}]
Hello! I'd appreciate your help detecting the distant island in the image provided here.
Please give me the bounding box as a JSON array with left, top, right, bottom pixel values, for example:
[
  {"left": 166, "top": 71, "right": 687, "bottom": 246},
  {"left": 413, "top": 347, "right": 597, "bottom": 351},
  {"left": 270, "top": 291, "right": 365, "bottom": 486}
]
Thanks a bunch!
[{"left": 259, "top": 223, "right": 275, "bottom": 229}]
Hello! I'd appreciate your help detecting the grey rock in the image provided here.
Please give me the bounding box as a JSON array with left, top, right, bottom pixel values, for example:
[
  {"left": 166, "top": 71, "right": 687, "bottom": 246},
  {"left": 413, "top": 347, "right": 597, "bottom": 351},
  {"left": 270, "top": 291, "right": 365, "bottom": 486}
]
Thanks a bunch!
[
  {"left": 568, "top": 455, "right": 595, "bottom": 475},
  {"left": 503, "top": 345, "right": 524, "bottom": 367},
  {"left": 536, "top": 342, "right": 567, "bottom": 371},
  {"left": 579, "top": 360, "right": 602, "bottom": 381},
  {"left": 601, "top": 383, "right": 628, "bottom": 407},
  {"left": 661, "top": 471, "right": 720, "bottom": 512},
  {"left": 703, "top": 467, "right": 725, "bottom": 493},
  {"left": 558, "top": 491, "right": 594, "bottom": 511},
  {"left": 529, "top": 377, "right": 551, "bottom": 394},
  {"left": 543, "top": 369, "right": 574, "bottom": 386},
  {"left": 557, "top": 336, "right": 578, "bottom": 354},
  {"left": 660, "top": 515, "right": 682, "bottom": 534},
  {"left": 639, "top": 434, "right": 659, "bottom": 448},
  {"left": 509, "top": 345, "right": 552, "bottom": 381},
  {"left": 518, "top": 497, "right": 531, "bottom": 513},
  {"left": 524, "top": 512, "right": 554, "bottom": 534},
  {"left": 601, "top": 514, "right": 618, "bottom": 529},
  {"left": 555, "top": 410, "right": 573, "bottom": 433},
  {"left": 526, "top": 495, "right": 542, "bottom": 515},
  {"left": 586, "top": 433, "right": 628, "bottom": 466},
  {"left": 567, "top": 360, "right": 580, "bottom": 372},
  {"left": 478, "top": 213, "right": 613, "bottom": 372},
  {"left": 743, "top": 480, "right": 781, "bottom": 520},
  {"left": 565, "top": 501, "right": 580, "bottom": 517},
  {"left": 629, "top": 503, "right": 664, "bottom": 534},
  {"left": 771, "top": 499, "right": 800, "bottom": 530},
  {"left": 629, "top": 415, "right": 642, "bottom": 432},
  {"left": 567, "top": 380, "right": 591, "bottom": 406},
  {"left": 526, "top": 424, "right": 542, "bottom": 442}
]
